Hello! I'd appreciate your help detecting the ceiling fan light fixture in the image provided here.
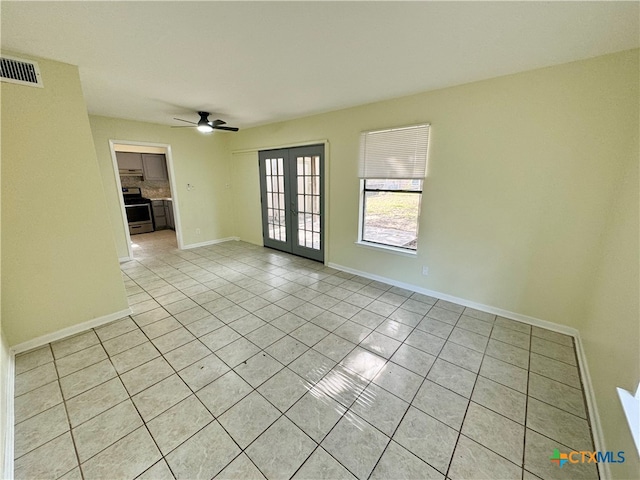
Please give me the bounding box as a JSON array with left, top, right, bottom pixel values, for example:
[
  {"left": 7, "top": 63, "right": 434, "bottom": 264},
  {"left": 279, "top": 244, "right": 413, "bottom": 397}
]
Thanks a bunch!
[
  {"left": 172, "top": 111, "right": 238, "bottom": 133},
  {"left": 196, "top": 111, "right": 214, "bottom": 133},
  {"left": 197, "top": 123, "right": 214, "bottom": 133}
]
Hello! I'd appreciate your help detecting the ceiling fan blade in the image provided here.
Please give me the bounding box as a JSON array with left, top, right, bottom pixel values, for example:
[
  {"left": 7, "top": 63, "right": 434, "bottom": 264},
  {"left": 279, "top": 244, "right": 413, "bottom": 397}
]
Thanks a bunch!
[
  {"left": 173, "top": 118, "right": 197, "bottom": 125},
  {"left": 211, "top": 119, "right": 226, "bottom": 126},
  {"left": 170, "top": 125, "right": 197, "bottom": 128},
  {"left": 213, "top": 126, "right": 239, "bottom": 132}
]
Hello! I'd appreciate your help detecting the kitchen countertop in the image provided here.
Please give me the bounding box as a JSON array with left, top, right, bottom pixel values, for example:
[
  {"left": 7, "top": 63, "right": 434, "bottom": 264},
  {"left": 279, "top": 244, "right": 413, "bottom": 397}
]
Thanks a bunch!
[{"left": 149, "top": 197, "right": 173, "bottom": 201}]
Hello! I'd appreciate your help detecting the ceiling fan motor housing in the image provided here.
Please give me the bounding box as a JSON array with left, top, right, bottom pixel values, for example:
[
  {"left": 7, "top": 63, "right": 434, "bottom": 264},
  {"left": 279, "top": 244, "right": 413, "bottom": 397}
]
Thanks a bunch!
[{"left": 197, "top": 111, "right": 210, "bottom": 126}]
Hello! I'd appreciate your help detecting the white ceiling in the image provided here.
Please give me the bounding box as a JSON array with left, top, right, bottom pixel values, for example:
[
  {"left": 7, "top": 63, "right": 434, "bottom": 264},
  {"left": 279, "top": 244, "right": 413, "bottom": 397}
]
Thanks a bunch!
[{"left": 1, "top": 1, "right": 638, "bottom": 129}]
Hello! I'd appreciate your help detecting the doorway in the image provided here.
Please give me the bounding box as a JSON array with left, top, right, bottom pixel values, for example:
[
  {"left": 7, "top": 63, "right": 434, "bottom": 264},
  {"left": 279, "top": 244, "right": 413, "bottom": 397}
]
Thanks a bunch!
[
  {"left": 258, "top": 145, "right": 325, "bottom": 262},
  {"left": 109, "top": 140, "right": 182, "bottom": 260}
]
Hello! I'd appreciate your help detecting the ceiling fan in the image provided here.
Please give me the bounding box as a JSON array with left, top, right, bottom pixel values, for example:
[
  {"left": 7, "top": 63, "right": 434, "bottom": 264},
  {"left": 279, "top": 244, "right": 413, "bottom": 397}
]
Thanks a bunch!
[{"left": 172, "top": 111, "right": 239, "bottom": 133}]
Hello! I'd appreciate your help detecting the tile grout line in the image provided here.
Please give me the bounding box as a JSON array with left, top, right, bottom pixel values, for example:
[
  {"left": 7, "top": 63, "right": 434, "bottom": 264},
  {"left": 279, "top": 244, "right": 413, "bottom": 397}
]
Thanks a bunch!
[
  {"left": 151, "top": 242, "right": 576, "bottom": 474},
  {"left": 118, "top": 279, "right": 241, "bottom": 477},
  {"left": 120, "top": 254, "right": 244, "bottom": 479},
  {"left": 364, "top": 305, "right": 458, "bottom": 479},
  {"left": 15, "top": 236, "right": 593, "bottom": 480},
  {"left": 522, "top": 323, "right": 534, "bottom": 480},
  {"left": 52, "top": 344, "right": 86, "bottom": 480},
  {"left": 442, "top": 316, "right": 495, "bottom": 479},
  {"left": 125, "top": 246, "right": 309, "bottom": 479}
]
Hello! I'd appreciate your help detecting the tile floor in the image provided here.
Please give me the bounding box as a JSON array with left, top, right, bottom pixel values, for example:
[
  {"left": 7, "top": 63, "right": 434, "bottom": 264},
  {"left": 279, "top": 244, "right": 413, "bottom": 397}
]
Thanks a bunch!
[{"left": 13, "top": 230, "right": 599, "bottom": 480}]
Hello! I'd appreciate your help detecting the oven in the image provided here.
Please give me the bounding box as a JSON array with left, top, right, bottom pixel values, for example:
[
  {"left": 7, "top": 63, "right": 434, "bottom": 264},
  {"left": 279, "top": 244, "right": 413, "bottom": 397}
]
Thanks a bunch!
[
  {"left": 123, "top": 187, "right": 154, "bottom": 235},
  {"left": 125, "top": 203, "right": 154, "bottom": 234}
]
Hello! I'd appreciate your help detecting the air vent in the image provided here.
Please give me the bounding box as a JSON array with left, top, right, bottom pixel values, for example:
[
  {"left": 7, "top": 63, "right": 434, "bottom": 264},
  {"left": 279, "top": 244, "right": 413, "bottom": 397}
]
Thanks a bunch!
[{"left": 0, "top": 55, "right": 43, "bottom": 88}]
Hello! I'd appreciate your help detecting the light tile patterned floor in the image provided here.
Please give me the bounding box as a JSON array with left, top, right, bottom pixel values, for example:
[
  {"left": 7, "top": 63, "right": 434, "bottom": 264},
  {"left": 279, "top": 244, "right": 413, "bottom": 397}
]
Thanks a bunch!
[{"left": 13, "top": 230, "right": 599, "bottom": 480}]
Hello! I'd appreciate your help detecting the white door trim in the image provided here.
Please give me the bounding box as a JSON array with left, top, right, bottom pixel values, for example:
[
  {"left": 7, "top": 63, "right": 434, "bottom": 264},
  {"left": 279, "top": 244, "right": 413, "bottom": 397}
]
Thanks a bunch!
[{"left": 108, "top": 140, "right": 184, "bottom": 253}]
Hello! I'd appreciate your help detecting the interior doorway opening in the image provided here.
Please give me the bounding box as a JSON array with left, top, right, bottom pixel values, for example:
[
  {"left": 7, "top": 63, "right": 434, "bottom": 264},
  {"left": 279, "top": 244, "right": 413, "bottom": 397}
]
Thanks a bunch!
[{"left": 108, "top": 140, "right": 182, "bottom": 260}]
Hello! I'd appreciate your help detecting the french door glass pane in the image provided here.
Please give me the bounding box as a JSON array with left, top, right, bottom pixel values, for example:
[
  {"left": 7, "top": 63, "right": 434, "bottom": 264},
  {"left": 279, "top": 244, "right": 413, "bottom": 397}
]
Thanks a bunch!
[
  {"left": 265, "top": 157, "right": 286, "bottom": 242},
  {"left": 295, "top": 155, "right": 321, "bottom": 251}
]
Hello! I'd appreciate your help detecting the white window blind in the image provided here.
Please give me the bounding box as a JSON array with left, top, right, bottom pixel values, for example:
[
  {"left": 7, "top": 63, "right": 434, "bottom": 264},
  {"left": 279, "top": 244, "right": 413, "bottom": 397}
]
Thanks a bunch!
[{"left": 358, "top": 124, "right": 430, "bottom": 179}]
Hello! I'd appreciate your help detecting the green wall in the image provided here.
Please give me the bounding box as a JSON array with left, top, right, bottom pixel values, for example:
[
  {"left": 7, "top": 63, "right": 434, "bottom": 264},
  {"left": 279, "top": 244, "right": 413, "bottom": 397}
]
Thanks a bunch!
[
  {"left": 582, "top": 115, "right": 639, "bottom": 478},
  {"left": 0, "top": 85, "right": 7, "bottom": 472},
  {"left": 22, "top": 49, "right": 635, "bottom": 475},
  {"left": 229, "top": 50, "right": 638, "bottom": 330},
  {"left": 1, "top": 53, "right": 128, "bottom": 346},
  {"left": 89, "top": 116, "right": 234, "bottom": 258},
  {"left": 227, "top": 50, "right": 639, "bottom": 476}
]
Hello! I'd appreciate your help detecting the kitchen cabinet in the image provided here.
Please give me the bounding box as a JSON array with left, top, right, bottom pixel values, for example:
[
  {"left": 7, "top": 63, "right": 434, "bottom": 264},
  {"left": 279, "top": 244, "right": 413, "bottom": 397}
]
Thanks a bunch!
[
  {"left": 116, "top": 152, "right": 168, "bottom": 181},
  {"left": 165, "top": 200, "right": 175, "bottom": 230},
  {"left": 150, "top": 199, "right": 173, "bottom": 230},
  {"left": 116, "top": 152, "right": 143, "bottom": 170},
  {"left": 152, "top": 200, "right": 167, "bottom": 229},
  {"left": 142, "top": 154, "right": 168, "bottom": 181}
]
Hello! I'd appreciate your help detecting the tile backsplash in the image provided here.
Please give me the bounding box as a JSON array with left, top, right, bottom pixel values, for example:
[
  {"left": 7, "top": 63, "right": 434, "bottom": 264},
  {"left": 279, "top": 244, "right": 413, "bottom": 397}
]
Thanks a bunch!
[{"left": 121, "top": 176, "right": 171, "bottom": 199}]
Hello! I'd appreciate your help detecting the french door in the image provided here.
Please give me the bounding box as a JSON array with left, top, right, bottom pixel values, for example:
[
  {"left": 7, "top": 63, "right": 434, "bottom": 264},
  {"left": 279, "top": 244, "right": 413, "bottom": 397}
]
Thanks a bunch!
[{"left": 258, "top": 145, "right": 324, "bottom": 262}]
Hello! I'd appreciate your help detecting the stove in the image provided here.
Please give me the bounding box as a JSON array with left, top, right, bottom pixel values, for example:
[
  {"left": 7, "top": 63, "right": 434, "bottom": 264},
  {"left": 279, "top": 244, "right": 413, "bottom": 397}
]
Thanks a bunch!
[
  {"left": 122, "top": 187, "right": 151, "bottom": 205},
  {"left": 122, "top": 187, "right": 154, "bottom": 234}
]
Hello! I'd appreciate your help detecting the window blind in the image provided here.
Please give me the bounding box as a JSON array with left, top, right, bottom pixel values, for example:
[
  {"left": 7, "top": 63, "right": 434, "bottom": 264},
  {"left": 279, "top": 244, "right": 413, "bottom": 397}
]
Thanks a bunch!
[{"left": 358, "top": 124, "right": 430, "bottom": 179}]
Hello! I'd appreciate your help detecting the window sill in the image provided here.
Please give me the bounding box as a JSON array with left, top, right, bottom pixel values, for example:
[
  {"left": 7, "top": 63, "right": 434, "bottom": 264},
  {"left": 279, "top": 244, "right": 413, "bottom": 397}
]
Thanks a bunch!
[{"left": 355, "top": 240, "right": 417, "bottom": 257}]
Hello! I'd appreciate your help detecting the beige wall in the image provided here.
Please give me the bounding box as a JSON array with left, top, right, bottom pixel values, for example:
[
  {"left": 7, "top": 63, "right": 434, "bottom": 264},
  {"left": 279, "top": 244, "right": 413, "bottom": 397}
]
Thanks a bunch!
[
  {"left": 230, "top": 151, "right": 263, "bottom": 245},
  {"left": 0, "top": 331, "right": 8, "bottom": 476},
  {"left": 1, "top": 53, "right": 128, "bottom": 346},
  {"left": 228, "top": 50, "right": 639, "bottom": 474},
  {"left": 2, "top": 49, "right": 633, "bottom": 471},
  {"left": 0, "top": 92, "right": 7, "bottom": 473},
  {"left": 89, "top": 116, "right": 234, "bottom": 257},
  {"left": 228, "top": 50, "right": 638, "bottom": 330},
  {"left": 581, "top": 128, "right": 639, "bottom": 477}
]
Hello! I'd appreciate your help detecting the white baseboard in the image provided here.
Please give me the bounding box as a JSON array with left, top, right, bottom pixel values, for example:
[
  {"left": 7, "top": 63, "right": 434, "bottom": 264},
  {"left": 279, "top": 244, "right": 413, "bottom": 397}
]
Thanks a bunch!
[
  {"left": 327, "top": 262, "right": 607, "bottom": 475},
  {"left": 11, "top": 308, "right": 132, "bottom": 355},
  {"left": 182, "top": 236, "right": 239, "bottom": 250},
  {"left": 328, "top": 262, "right": 579, "bottom": 336},
  {"left": 574, "top": 333, "right": 610, "bottom": 480},
  {"left": 3, "top": 351, "right": 15, "bottom": 480},
  {"left": 119, "top": 256, "right": 132, "bottom": 263}
]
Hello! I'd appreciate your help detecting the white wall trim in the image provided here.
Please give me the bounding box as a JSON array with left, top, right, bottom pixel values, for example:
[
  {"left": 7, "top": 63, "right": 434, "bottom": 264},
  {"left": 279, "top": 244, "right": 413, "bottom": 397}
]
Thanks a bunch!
[
  {"left": 108, "top": 140, "right": 134, "bottom": 260},
  {"left": 3, "top": 352, "right": 15, "bottom": 480},
  {"left": 108, "top": 139, "right": 185, "bottom": 252},
  {"left": 574, "top": 333, "right": 611, "bottom": 480},
  {"left": 182, "top": 237, "right": 239, "bottom": 250},
  {"left": 11, "top": 308, "right": 132, "bottom": 355},
  {"left": 230, "top": 139, "right": 329, "bottom": 155},
  {"left": 328, "top": 262, "right": 579, "bottom": 335},
  {"left": 118, "top": 256, "right": 132, "bottom": 263},
  {"left": 326, "top": 262, "right": 613, "bottom": 473},
  {"left": 162, "top": 145, "right": 184, "bottom": 250}
]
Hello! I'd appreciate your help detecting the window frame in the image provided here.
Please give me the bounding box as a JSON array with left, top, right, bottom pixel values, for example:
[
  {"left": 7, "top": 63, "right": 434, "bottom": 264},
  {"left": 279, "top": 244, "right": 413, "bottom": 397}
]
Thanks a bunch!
[
  {"left": 357, "top": 178, "right": 423, "bottom": 254},
  {"left": 357, "top": 123, "right": 430, "bottom": 254}
]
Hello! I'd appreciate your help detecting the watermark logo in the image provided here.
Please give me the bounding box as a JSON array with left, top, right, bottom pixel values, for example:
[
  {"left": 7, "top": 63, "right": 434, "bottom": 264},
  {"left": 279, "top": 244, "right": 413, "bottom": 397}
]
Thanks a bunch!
[
  {"left": 550, "top": 449, "right": 625, "bottom": 467},
  {"left": 550, "top": 449, "right": 568, "bottom": 467}
]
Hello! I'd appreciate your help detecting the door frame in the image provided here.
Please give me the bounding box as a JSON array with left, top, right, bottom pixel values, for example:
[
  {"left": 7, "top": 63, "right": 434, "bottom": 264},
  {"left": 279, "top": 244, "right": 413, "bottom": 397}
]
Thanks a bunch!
[
  {"left": 258, "top": 148, "right": 293, "bottom": 254},
  {"left": 233, "top": 139, "right": 330, "bottom": 264},
  {"left": 108, "top": 139, "right": 183, "bottom": 260},
  {"left": 258, "top": 144, "right": 325, "bottom": 262}
]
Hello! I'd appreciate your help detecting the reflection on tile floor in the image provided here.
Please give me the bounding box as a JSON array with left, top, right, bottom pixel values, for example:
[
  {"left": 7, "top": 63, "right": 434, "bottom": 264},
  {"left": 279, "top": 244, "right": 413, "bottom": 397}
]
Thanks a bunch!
[{"left": 14, "top": 230, "right": 598, "bottom": 480}]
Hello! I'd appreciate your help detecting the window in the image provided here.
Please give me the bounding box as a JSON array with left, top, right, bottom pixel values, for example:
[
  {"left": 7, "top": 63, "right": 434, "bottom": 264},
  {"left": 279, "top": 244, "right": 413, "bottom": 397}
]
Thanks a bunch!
[{"left": 358, "top": 124, "right": 430, "bottom": 251}]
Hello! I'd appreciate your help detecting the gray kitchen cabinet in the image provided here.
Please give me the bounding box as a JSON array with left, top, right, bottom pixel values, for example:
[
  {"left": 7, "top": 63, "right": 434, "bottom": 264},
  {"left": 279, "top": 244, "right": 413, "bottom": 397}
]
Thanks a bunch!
[
  {"left": 152, "top": 200, "right": 167, "bottom": 229},
  {"left": 165, "top": 200, "right": 175, "bottom": 230},
  {"left": 142, "top": 154, "right": 168, "bottom": 181},
  {"left": 116, "top": 152, "right": 143, "bottom": 170}
]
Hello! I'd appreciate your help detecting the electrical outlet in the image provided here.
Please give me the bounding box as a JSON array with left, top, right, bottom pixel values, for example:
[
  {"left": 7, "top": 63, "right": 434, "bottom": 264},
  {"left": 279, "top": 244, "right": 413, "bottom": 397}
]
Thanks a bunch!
[
  {"left": 422, "top": 266, "right": 429, "bottom": 276},
  {"left": 196, "top": 228, "right": 201, "bottom": 235}
]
